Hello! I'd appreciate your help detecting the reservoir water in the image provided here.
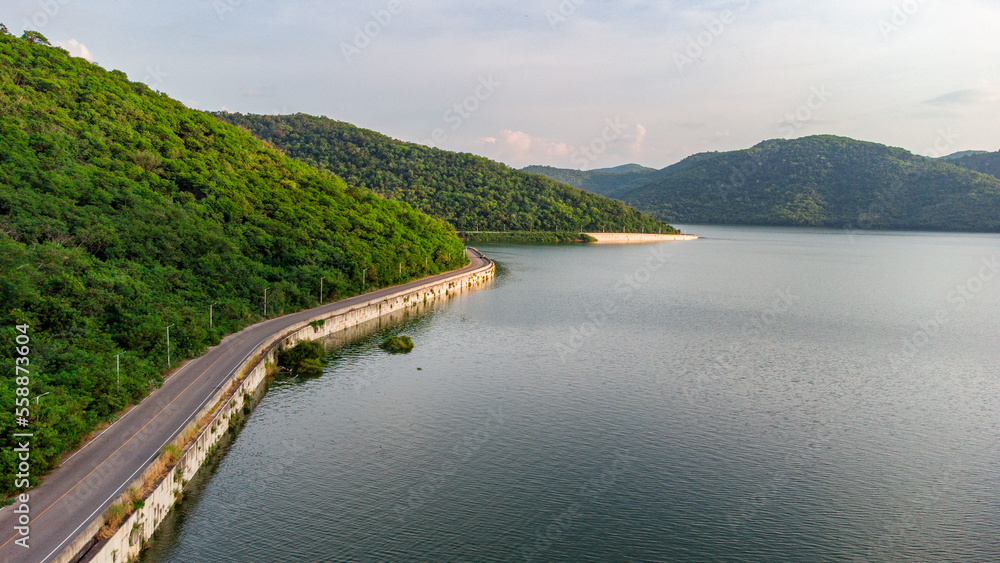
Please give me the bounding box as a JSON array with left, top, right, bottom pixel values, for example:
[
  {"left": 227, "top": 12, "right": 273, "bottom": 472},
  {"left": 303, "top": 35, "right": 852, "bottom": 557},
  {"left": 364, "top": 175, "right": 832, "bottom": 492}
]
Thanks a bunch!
[{"left": 141, "top": 226, "right": 999, "bottom": 562}]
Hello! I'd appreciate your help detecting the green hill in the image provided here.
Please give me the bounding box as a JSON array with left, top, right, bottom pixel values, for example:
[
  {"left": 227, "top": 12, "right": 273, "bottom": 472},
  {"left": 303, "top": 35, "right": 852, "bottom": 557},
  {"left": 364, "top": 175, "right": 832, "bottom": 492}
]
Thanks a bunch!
[
  {"left": 948, "top": 150, "right": 1000, "bottom": 180},
  {"left": 214, "top": 113, "right": 674, "bottom": 235},
  {"left": 521, "top": 164, "right": 658, "bottom": 200},
  {"left": 593, "top": 164, "right": 656, "bottom": 174},
  {"left": 531, "top": 136, "right": 1000, "bottom": 232},
  {"left": 939, "top": 150, "right": 989, "bottom": 161},
  {"left": 0, "top": 30, "right": 467, "bottom": 495}
]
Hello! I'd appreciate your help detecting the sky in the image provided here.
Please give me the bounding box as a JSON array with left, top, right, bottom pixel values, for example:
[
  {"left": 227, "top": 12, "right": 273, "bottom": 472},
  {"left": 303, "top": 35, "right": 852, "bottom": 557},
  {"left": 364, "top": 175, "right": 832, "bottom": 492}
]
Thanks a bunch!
[{"left": 3, "top": 0, "right": 999, "bottom": 170}]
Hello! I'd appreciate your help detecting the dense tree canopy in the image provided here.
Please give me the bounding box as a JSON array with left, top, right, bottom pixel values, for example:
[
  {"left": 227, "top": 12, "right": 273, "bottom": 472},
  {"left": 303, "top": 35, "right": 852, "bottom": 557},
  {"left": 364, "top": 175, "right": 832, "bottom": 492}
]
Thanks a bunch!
[
  {"left": 532, "top": 136, "right": 1000, "bottom": 232},
  {"left": 0, "top": 32, "right": 466, "bottom": 496},
  {"left": 948, "top": 150, "right": 1000, "bottom": 180},
  {"left": 214, "top": 113, "right": 676, "bottom": 235}
]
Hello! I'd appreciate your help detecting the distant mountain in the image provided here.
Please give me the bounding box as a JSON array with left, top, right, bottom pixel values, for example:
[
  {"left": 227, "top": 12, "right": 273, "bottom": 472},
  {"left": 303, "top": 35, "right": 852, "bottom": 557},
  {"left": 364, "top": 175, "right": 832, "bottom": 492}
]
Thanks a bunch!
[
  {"left": 592, "top": 164, "right": 656, "bottom": 174},
  {"left": 939, "top": 150, "right": 989, "bottom": 161},
  {"left": 215, "top": 113, "right": 674, "bottom": 234},
  {"left": 529, "top": 136, "right": 1000, "bottom": 232},
  {"left": 522, "top": 164, "right": 658, "bottom": 200},
  {"left": 947, "top": 150, "right": 1000, "bottom": 180}
]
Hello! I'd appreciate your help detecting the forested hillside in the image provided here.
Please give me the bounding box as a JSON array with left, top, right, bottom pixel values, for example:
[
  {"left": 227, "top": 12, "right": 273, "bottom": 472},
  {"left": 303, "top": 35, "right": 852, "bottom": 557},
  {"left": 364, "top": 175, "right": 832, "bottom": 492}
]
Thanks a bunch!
[
  {"left": 214, "top": 113, "right": 674, "bottom": 234},
  {"left": 0, "top": 30, "right": 466, "bottom": 495},
  {"left": 531, "top": 136, "right": 1000, "bottom": 232},
  {"left": 948, "top": 150, "right": 1000, "bottom": 180},
  {"left": 521, "top": 164, "right": 657, "bottom": 200}
]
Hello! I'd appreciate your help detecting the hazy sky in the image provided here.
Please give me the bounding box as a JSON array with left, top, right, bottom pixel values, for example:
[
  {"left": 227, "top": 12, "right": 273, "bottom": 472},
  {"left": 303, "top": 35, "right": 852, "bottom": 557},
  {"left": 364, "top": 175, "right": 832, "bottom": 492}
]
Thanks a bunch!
[{"left": 4, "top": 0, "right": 999, "bottom": 169}]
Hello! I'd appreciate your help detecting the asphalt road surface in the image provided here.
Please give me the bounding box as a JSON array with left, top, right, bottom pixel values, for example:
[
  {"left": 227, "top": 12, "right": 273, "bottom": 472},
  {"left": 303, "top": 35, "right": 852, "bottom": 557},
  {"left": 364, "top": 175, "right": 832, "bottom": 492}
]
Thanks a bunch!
[{"left": 0, "top": 249, "right": 490, "bottom": 563}]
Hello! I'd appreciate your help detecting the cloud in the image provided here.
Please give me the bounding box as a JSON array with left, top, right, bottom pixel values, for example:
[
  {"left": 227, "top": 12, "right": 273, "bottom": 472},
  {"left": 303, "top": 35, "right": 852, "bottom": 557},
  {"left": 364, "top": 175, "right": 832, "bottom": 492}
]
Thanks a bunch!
[
  {"left": 473, "top": 129, "right": 571, "bottom": 167},
  {"left": 630, "top": 124, "right": 647, "bottom": 152},
  {"left": 244, "top": 86, "right": 276, "bottom": 98},
  {"left": 44, "top": 0, "right": 1000, "bottom": 166},
  {"left": 54, "top": 39, "right": 93, "bottom": 62},
  {"left": 470, "top": 122, "right": 652, "bottom": 169},
  {"left": 923, "top": 86, "right": 1000, "bottom": 107}
]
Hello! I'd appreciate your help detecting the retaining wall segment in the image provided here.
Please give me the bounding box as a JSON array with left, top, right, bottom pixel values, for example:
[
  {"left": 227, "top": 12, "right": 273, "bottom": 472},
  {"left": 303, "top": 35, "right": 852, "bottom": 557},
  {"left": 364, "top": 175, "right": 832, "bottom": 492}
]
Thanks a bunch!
[{"left": 65, "top": 258, "right": 494, "bottom": 563}]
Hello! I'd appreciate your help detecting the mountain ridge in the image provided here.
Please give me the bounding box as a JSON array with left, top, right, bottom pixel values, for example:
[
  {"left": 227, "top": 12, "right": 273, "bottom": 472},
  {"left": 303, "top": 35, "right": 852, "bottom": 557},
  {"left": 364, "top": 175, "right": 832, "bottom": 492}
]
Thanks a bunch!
[
  {"left": 214, "top": 113, "right": 675, "bottom": 235},
  {"left": 528, "top": 135, "right": 1000, "bottom": 232}
]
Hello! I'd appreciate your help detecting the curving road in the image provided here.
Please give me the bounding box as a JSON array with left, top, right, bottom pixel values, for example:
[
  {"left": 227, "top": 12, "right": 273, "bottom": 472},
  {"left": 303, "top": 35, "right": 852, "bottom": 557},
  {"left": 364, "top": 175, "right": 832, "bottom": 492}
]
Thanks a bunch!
[{"left": 0, "top": 249, "right": 490, "bottom": 563}]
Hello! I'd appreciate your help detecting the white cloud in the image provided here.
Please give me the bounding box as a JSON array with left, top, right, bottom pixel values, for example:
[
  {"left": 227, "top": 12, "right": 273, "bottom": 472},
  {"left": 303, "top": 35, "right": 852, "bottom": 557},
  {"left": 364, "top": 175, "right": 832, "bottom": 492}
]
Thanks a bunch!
[
  {"left": 924, "top": 85, "right": 1000, "bottom": 107},
  {"left": 630, "top": 124, "right": 648, "bottom": 153},
  {"left": 473, "top": 129, "right": 571, "bottom": 167},
  {"left": 54, "top": 39, "right": 93, "bottom": 62},
  {"left": 40, "top": 1, "right": 1000, "bottom": 165}
]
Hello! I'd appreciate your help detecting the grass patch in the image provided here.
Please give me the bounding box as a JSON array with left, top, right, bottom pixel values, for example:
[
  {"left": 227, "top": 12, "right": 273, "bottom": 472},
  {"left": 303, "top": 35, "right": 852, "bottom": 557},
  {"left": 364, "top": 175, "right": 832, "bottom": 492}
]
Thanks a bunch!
[
  {"left": 100, "top": 502, "right": 128, "bottom": 539},
  {"left": 161, "top": 444, "right": 181, "bottom": 465}
]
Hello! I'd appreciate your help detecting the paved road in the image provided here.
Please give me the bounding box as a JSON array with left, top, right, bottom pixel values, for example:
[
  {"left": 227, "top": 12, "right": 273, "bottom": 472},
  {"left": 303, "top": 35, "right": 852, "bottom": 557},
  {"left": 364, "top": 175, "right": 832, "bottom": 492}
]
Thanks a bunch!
[{"left": 0, "top": 249, "right": 490, "bottom": 563}]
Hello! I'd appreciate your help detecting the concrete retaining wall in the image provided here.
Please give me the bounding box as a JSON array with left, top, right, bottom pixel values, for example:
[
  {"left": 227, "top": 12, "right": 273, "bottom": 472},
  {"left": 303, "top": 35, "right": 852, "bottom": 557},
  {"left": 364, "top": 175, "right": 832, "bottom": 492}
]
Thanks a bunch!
[{"left": 70, "top": 258, "right": 494, "bottom": 563}]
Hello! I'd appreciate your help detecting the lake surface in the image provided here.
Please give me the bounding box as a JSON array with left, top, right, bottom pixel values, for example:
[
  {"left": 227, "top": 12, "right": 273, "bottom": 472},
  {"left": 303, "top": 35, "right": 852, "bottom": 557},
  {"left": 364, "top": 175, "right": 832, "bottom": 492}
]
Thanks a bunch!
[{"left": 141, "top": 226, "right": 1000, "bottom": 562}]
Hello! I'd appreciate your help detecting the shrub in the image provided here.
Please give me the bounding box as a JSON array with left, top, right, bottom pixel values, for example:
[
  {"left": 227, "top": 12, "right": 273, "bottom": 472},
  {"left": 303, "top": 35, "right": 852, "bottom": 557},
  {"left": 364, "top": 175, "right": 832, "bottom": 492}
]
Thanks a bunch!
[
  {"left": 276, "top": 340, "right": 327, "bottom": 376},
  {"left": 380, "top": 336, "right": 414, "bottom": 354}
]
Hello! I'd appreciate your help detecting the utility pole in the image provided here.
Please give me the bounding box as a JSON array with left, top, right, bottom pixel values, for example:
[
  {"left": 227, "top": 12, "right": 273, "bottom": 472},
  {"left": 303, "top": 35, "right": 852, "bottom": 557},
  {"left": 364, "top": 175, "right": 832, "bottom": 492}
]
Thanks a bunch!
[
  {"left": 165, "top": 324, "right": 175, "bottom": 367},
  {"left": 399, "top": 262, "right": 403, "bottom": 276},
  {"left": 362, "top": 269, "right": 366, "bottom": 289},
  {"left": 209, "top": 302, "right": 217, "bottom": 329},
  {"left": 319, "top": 277, "right": 324, "bottom": 305},
  {"left": 264, "top": 288, "right": 270, "bottom": 316},
  {"left": 115, "top": 351, "right": 126, "bottom": 391}
]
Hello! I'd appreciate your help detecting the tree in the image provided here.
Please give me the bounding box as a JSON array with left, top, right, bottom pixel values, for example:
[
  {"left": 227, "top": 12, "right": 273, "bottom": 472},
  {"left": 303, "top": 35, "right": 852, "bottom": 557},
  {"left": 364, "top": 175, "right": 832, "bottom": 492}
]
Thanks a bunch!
[
  {"left": 21, "top": 30, "right": 50, "bottom": 45},
  {"left": 0, "top": 23, "right": 10, "bottom": 36}
]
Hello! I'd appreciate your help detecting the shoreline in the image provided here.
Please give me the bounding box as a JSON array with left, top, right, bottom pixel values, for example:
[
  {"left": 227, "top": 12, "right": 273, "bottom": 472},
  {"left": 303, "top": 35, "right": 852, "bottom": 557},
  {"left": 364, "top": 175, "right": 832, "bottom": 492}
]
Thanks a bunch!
[
  {"left": 37, "top": 251, "right": 495, "bottom": 563},
  {"left": 585, "top": 233, "right": 699, "bottom": 244}
]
